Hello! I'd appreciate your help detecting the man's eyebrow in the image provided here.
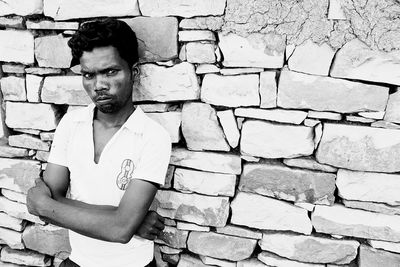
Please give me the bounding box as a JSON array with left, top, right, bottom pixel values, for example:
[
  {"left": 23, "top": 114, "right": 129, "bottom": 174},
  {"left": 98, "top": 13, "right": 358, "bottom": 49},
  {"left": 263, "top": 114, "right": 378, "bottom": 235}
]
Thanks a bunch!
[{"left": 81, "top": 65, "right": 121, "bottom": 73}]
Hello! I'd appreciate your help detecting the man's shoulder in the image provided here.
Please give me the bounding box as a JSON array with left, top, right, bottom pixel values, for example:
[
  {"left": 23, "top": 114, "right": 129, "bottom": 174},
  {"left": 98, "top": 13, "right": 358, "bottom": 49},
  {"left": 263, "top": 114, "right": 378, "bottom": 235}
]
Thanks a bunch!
[
  {"left": 141, "top": 112, "right": 171, "bottom": 144},
  {"left": 59, "top": 106, "right": 91, "bottom": 125}
]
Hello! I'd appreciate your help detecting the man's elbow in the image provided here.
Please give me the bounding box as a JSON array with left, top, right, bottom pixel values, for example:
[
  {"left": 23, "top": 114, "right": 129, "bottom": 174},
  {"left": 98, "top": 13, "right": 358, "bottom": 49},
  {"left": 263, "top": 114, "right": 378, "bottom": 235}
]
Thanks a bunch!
[{"left": 112, "top": 226, "right": 135, "bottom": 244}]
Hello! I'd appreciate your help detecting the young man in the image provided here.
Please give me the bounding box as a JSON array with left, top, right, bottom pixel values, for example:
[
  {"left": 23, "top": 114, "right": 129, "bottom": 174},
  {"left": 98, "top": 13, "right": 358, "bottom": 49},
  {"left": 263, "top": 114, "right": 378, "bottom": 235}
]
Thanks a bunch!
[{"left": 26, "top": 18, "right": 171, "bottom": 267}]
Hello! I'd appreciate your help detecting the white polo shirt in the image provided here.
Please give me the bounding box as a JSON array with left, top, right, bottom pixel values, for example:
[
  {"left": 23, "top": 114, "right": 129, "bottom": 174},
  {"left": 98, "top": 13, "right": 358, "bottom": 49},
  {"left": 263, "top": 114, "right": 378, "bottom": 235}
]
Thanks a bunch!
[{"left": 48, "top": 104, "right": 171, "bottom": 267}]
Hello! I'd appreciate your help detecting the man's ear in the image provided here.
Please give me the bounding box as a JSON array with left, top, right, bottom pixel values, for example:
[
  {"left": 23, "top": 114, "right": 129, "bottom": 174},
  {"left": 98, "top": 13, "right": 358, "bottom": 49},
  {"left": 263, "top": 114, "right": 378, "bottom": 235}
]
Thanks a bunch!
[{"left": 131, "top": 63, "right": 140, "bottom": 80}]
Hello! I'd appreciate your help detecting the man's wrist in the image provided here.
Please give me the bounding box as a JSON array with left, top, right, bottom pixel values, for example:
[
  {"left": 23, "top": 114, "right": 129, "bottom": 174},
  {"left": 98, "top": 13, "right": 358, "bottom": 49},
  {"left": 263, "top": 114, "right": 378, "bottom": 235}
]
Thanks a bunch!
[{"left": 36, "top": 194, "right": 53, "bottom": 218}]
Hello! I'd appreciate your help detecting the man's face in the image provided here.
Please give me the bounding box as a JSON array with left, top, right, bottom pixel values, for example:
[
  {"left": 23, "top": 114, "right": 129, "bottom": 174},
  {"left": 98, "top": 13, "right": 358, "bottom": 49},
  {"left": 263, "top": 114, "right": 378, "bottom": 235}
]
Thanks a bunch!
[{"left": 79, "top": 46, "right": 135, "bottom": 114}]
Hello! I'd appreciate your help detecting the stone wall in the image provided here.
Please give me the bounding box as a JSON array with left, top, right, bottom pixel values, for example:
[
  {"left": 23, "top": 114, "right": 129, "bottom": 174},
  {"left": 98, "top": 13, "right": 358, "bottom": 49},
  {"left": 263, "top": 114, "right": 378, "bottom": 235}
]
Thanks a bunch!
[{"left": 1, "top": 0, "right": 400, "bottom": 266}]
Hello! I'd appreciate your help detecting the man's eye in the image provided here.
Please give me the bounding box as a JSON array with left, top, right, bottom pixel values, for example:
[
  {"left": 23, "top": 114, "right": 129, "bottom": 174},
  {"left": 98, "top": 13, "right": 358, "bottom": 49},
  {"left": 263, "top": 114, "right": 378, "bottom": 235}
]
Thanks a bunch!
[
  {"left": 106, "top": 69, "right": 118, "bottom": 76},
  {"left": 83, "top": 73, "right": 94, "bottom": 79}
]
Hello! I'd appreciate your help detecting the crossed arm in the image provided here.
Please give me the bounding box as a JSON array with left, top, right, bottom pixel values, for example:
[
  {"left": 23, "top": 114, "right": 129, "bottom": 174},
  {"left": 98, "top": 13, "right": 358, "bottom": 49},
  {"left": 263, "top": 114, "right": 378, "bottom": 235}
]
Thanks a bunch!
[{"left": 27, "top": 163, "right": 164, "bottom": 243}]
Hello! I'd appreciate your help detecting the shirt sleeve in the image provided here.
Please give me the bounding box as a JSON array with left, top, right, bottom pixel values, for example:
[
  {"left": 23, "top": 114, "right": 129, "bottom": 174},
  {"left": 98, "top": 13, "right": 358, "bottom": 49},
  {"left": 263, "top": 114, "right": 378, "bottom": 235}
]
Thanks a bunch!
[
  {"left": 132, "top": 127, "right": 172, "bottom": 186},
  {"left": 47, "top": 113, "right": 73, "bottom": 167}
]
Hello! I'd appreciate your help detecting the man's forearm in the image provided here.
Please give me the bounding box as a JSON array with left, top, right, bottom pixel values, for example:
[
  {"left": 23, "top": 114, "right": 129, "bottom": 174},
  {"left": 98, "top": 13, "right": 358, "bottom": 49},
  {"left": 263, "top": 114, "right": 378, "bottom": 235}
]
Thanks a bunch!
[{"left": 55, "top": 195, "right": 115, "bottom": 211}]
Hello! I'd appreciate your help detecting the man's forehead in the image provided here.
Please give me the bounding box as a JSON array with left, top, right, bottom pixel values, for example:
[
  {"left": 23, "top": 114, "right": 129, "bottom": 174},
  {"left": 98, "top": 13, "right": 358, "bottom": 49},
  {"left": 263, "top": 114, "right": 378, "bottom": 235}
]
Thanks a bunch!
[{"left": 80, "top": 46, "right": 126, "bottom": 71}]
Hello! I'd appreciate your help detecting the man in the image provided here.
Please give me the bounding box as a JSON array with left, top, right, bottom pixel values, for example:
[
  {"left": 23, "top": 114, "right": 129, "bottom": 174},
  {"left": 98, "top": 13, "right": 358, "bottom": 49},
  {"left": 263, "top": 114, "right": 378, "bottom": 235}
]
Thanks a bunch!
[{"left": 26, "top": 18, "right": 171, "bottom": 267}]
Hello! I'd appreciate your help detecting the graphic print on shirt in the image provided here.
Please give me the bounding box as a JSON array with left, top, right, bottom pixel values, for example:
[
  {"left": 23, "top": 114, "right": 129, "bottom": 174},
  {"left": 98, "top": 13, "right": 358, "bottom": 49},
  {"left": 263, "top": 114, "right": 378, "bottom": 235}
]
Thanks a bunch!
[{"left": 116, "top": 159, "right": 135, "bottom": 190}]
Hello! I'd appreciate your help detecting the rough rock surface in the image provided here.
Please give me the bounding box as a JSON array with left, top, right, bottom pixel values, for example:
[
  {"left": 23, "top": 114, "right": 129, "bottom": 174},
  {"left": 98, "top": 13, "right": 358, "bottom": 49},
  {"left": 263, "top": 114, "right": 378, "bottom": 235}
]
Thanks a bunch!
[
  {"left": 5, "top": 102, "right": 59, "bottom": 131},
  {"left": 0, "top": 76, "right": 26, "bottom": 101},
  {"left": 123, "top": 17, "right": 178, "bottom": 62},
  {"left": 0, "top": 158, "right": 41, "bottom": 193},
  {"left": 34, "top": 35, "right": 72, "bottom": 68},
  {"left": 170, "top": 148, "right": 241, "bottom": 174},
  {"left": 155, "top": 226, "right": 188, "bottom": 249},
  {"left": 219, "top": 33, "right": 285, "bottom": 68},
  {"left": 384, "top": 91, "right": 400, "bottom": 123},
  {"left": 44, "top": 0, "right": 140, "bottom": 20},
  {"left": 179, "top": 30, "right": 216, "bottom": 42},
  {"left": 312, "top": 204, "right": 400, "bottom": 242},
  {"left": 316, "top": 123, "right": 400, "bottom": 172},
  {"left": 174, "top": 168, "right": 236, "bottom": 197},
  {"left": 132, "top": 63, "right": 200, "bottom": 102},
  {"left": 180, "top": 17, "right": 224, "bottom": 31},
  {"left": 277, "top": 70, "right": 389, "bottom": 113},
  {"left": 181, "top": 102, "right": 229, "bottom": 151},
  {"left": 0, "top": 0, "right": 43, "bottom": 16},
  {"left": 258, "top": 251, "right": 325, "bottom": 267},
  {"left": 146, "top": 112, "right": 181, "bottom": 143},
  {"left": 0, "top": 196, "right": 43, "bottom": 224},
  {"left": 343, "top": 200, "right": 400, "bottom": 216},
  {"left": 241, "top": 120, "right": 314, "bottom": 159},
  {"left": 187, "top": 232, "right": 257, "bottom": 261},
  {"left": 0, "top": 212, "right": 24, "bottom": 231},
  {"left": 358, "top": 245, "right": 400, "bottom": 267},
  {"left": 239, "top": 162, "right": 336, "bottom": 205},
  {"left": 337, "top": 169, "right": 400, "bottom": 206},
  {"left": 283, "top": 157, "right": 337, "bottom": 173},
  {"left": 138, "top": 0, "right": 226, "bottom": 18},
  {"left": 368, "top": 240, "right": 400, "bottom": 254},
  {"left": 259, "top": 233, "right": 359, "bottom": 264},
  {"left": 217, "top": 110, "right": 240, "bottom": 148},
  {"left": 0, "top": 30, "right": 34, "bottom": 64},
  {"left": 231, "top": 192, "right": 312, "bottom": 234},
  {"left": 259, "top": 71, "right": 277, "bottom": 108},
  {"left": 0, "top": 246, "right": 51, "bottom": 266},
  {"left": 26, "top": 75, "right": 43, "bottom": 103},
  {"left": 8, "top": 134, "right": 50, "bottom": 151},
  {"left": 41, "top": 76, "right": 91, "bottom": 105},
  {"left": 26, "top": 20, "right": 79, "bottom": 30},
  {"left": 186, "top": 42, "right": 216, "bottom": 64},
  {"left": 201, "top": 74, "right": 260, "bottom": 107},
  {"left": 153, "top": 190, "right": 229, "bottom": 227}
]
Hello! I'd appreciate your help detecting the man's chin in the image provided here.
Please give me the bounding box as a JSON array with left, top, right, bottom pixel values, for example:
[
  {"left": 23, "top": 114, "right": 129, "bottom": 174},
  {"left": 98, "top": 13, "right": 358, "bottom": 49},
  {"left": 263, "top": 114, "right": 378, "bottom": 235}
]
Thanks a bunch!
[{"left": 96, "top": 103, "right": 117, "bottom": 113}]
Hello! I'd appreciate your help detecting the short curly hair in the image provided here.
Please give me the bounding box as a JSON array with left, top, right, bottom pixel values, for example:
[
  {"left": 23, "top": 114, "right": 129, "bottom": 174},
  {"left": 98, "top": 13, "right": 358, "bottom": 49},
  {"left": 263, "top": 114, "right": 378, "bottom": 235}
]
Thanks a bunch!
[{"left": 68, "top": 18, "right": 139, "bottom": 67}]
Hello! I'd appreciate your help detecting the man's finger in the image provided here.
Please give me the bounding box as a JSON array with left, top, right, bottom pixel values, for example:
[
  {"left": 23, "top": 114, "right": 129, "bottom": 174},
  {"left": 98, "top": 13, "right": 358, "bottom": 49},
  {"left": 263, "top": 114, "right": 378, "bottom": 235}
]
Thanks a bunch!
[{"left": 153, "top": 220, "right": 165, "bottom": 230}]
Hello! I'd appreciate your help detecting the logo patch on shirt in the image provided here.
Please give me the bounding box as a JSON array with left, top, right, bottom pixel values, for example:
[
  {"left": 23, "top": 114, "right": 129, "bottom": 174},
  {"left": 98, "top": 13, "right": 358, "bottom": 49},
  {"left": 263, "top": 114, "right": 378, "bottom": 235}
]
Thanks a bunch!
[{"left": 116, "top": 159, "right": 135, "bottom": 190}]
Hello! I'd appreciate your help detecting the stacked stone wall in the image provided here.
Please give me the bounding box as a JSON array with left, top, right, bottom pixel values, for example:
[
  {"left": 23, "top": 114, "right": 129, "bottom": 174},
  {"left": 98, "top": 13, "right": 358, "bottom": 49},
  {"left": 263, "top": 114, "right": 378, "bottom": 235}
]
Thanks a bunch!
[{"left": 0, "top": 0, "right": 400, "bottom": 266}]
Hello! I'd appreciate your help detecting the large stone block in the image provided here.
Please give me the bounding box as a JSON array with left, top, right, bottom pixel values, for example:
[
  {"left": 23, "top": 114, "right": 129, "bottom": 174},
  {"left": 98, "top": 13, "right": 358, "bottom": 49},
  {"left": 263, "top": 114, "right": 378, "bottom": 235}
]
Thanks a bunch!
[
  {"left": 231, "top": 192, "right": 312, "bottom": 234},
  {"left": 260, "top": 233, "right": 359, "bottom": 264},
  {"left": 35, "top": 35, "right": 72, "bottom": 68},
  {"left": 0, "top": 246, "right": 51, "bottom": 266},
  {"left": 0, "top": 212, "right": 24, "bottom": 232},
  {"left": 170, "top": 148, "right": 241, "bottom": 175},
  {"left": 174, "top": 168, "right": 236, "bottom": 197},
  {"left": 201, "top": 74, "right": 260, "bottom": 107},
  {"left": 258, "top": 251, "right": 325, "bottom": 267},
  {"left": 186, "top": 42, "right": 216, "bottom": 64},
  {"left": 219, "top": 33, "right": 285, "bottom": 68},
  {"left": 153, "top": 190, "right": 229, "bottom": 227},
  {"left": 44, "top": 0, "right": 140, "bottom": 20},
  {"left": 235, "top": 108, "right": 307, "bottom": 125},
  {"left": 0, "top": 158, "right": 41, "bottom": 193},
  {"left": 122, "top": 17, "right": 178, "bottom": 62},
  {"left": 5, "top": 102, "right": 59, "bottom": 131},
  {"left": 9, "top": 134, "right": 50, "bottom": 151},
  {"left": 138, "top": 0, "right": 226, "bottom": 17},
  {"left": 241, "top": 120, "right": 314, "bottom": 159},
  {"left": 359, "top": 245, "right": 400, "bottom": 267},
  {"left": 330, "top": 39, "right": 400, "bottom": 85},
  {"left": 187, "top": 232, "right": 257, "bottom": 261},
  {"left": 316, "top": 123, "right": 400, "bottom": 172},
  {"left": 0, "top": 196, "right": 43, "bottom": 224},
  {"left": 0, "top": 30, "right": 34, "bottom": 64},
  {"left": 132, "top": 63, "right": 199, "bottom": 102},
  {"left": 312, "top": 204, "right": 400, "bottom": 242},
  {"left": 0, "top": 141, "right": 29, "bottom": 158},
  {"left": 288, "top": 40, "right": 336, "bottom": 76},
  {"left": 182, "top": 102, "right": 229, "bottom": 151},
  {"left": 146, "top": 112, "right": 181, "bottom": 143},
  {"left": 22, "top": 224, "right": 71, "bottom": 258},
  {"left": 0, "top": 227, "right": 23, "bottom": 249},
  {"left": 337, "top": 169, "right": 400, "bottom": 206},
  {"left": 0, "top": 0, "right": 43, "bottom": 16},
  {"left": 384, "top": 91, "right": 400, "bottom": 124},
  {"left": 155, "top": 226, "right": 188, "bottom": 249},
  {"left": 240, "top": 162, "right": 336, "bottom": 205},
  {"left": 0, "top": 76, "right": 26, "bottom": 102},
  {"left": 277, "top": 70, "right": 389, "bottom": 113},
  {"left": 41, "top": 76, "right": 91, "bottom": 105}
]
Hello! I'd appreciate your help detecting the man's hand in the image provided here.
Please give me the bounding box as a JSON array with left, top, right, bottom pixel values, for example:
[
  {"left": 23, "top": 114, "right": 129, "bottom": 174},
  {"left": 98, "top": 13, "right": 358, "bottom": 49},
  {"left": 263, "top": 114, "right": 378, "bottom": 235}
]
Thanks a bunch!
[
  {"left": 27, "top": 178, "right": 52, "bottom": 216},
  {"left": 136, "top": 211, "right": 165, "bottom": 240}
]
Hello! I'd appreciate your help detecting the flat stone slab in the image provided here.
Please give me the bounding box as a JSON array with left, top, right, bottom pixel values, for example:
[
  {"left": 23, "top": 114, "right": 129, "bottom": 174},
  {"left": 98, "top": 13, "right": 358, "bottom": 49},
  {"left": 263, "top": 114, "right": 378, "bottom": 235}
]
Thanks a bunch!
[
  {"left": 132, "top": 63, "right": 199, "bottom": 102},
  {"left": 179, "top": 30, "right": 216, "bottom": 42},
  {"left": 155, "top": 226, "right": 188, "bottom": 249},
  {"left": 288, "top": 40, "right": 336, "bottom": 76},
  {"left": 0, "top": 76, "right": 26, "bottom": 102},
  {"left": 235, "top": 108, "right": 307, "bottom": 125},
  {"left": 316, "top": 123, "right": 400, "bottom": 172},
  {"left": 337, "top": 169, "right": 400, "bottom": 206},
  {"left": 0, "top": 158, "right": 41, "bottom": 193},
  {"left": 260, "top": 233, "right": 359, "bottom": 264},
  {"left": 0, "top": 212, "right": 24, "bottom": 231},
  {"left": 146, "top": 112, "right": 181, "bottom": 143},
  {"left": 187, "top": 232, "right": 257, "bottom": 261},
  {"left": 182, "top": 102, "right": 229, "bottom": 151},
  {"left": 179, "top": 17, "right": 224, "bottom": 31},
  {"left": 44, "top": 0, "right": 140, "bottom": 20},
  {"left": 308, "top": 111, "right": 342, "bottom": 121},
  {"left": 176, "top": 222, "right": 209, "bottom": 232},
  {"left": 27, "top": 20, "right": 79, "bottom": 30},
  {"left": 260, "top": 71, "right": 277, "bottom": 108},
  {"left": 231, "top": 192, "right": 312, "bottom": 234},
  {"left": 8, "top": 134, "right": 50, "bottom": 151},
  {"left": 215, "top": 225, "right": 262, "bottom": 240},
  {"left": 35, "top": 34, "right": 72, "bottom": 68},
  {"left": 359, "top": 245, "right": 400, "bottom": 267},
  {"left": 41, "top": 76, "right": 91, "bottom": 105},
  {"left": 177, "top": 254, "right": 209, "bottom": 267},
  {"left": 368, "top": 240, "right": 400, "bottom": 254},
  {"left": 384, "top": 91, "right": 400, "bottom": 124},
  {"left": 2, "top": 189, "right": 27, "bottom": 204},
  {"left": 283, "top": 157, "right": 337, "bottom": 173},
  {"left": 201, "top": 74, "right": 260, "bottom": 107},
  {"left": 153, "top": 190, "right": 229, "bottom": 227},
  {"left": 138, "top": 0, "right": 226, "bottom": 17},
  {"left": 0, "top": 196, "right": 44, "bottom": 224},
  {"left": 199, "top": 256, "right": 236, "bottom": 267},
  {"left": 330, "top": 38, "right": 400, "bottom": 85},
  {"left": 122, "top": 17, "right": 178, "bottom": 62},
  {"left": 0, "top": 227, "right": 23, "bottom": 249},
  {"left": 22, "top": 224, "right": 71, "bottom": 258},
  {"left": 0, "top": 30, "right": 34, "bottom": 64},
  {"left": 241, "top": 120, "right": 314, "bottom": 159},
  {"left": 186, "top": 42, "right": 216, "bottom": 64},
  {"left": 174, "top": 168, "right": 236, "bottom": 197},
  {"left": 0, "top": 0, "right": 43, "bottom": 16},
  {"left": 170, "top": 148, "right": 241, "bottom": 175},
  {"left": 5, "top": 102, "right": 59, "bottom": 131},
  {"left": 312, "top": 204, "right": 400, "bottom": 242},
  {"left": 0, "top": 246, "right": 51, "bottom": 266},
  {"left": 277, "top": 70, "right": 389, "bottom": 113},
  {"left": 219, "top": 33, "right": 285, "bottom": 68},
  {"left": 237, "top": 258, "right": 271, "bottom": 267},
  {"left": 343, "top": 200, "right": 400, "bottom": 216},
  {"left": 239, "top": 162, "right": 336, "bottom": 205},
  {"left": 258, "top": 251, "right": 325, "bottom": 267}
]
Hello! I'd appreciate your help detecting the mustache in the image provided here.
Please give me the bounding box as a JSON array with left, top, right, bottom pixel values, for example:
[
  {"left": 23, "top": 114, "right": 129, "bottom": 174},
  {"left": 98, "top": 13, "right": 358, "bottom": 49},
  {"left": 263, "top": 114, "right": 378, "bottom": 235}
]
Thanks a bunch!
[{"left": 95, "top": 93, "right": 113, "bottom": 101}]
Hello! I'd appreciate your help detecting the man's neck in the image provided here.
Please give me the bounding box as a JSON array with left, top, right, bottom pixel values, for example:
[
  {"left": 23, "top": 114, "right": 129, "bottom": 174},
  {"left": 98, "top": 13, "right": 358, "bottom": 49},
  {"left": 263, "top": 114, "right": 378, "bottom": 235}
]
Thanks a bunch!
[{"left": 94, "top": 102, "right": 136, "bottom": 128}]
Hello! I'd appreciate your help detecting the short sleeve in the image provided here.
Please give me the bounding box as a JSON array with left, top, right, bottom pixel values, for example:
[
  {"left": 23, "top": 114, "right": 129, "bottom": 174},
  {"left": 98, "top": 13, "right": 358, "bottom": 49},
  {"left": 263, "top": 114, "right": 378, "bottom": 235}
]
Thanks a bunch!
[
  {"left": 47, "top": 114, "right": 73, "bottom": 167},
  {"left": 132, "top": 127, "right": 172, "bottom": 186}
]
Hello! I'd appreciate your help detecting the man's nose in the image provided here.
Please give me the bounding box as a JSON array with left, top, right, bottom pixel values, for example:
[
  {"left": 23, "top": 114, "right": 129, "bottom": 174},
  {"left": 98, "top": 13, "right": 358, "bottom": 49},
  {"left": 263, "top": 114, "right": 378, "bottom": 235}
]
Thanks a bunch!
[{"left": 94, "top": 74, "right": 108, "bottom": 91}]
